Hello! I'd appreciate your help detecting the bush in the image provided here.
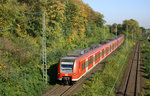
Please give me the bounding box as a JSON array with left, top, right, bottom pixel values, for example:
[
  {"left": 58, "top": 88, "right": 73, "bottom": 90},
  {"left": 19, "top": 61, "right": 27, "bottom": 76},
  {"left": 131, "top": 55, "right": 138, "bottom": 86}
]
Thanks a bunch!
[{"left": 141, "top": 40, "right": 150, "bottom": 95}]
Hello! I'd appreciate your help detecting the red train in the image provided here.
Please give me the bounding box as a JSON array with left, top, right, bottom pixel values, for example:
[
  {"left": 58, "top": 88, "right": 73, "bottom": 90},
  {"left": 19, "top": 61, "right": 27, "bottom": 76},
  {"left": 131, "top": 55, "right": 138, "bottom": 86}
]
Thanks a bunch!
[{"left": 57, "top": 34, "right": 124, "bottom": 84}]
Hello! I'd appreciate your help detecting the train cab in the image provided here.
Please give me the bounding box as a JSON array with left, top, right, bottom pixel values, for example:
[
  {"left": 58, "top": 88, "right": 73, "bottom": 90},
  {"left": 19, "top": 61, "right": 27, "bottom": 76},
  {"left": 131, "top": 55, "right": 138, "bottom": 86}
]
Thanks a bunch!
[{"left": 58, "top": 57, "right": 77, "bottom": 84}]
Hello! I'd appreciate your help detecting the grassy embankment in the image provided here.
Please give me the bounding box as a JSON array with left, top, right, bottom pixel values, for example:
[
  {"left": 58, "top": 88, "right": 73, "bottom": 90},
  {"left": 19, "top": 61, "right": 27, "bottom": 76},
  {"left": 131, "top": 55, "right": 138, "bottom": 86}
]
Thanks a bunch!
[
  {"left": 74, "top": 40, "right": 135, "bottom": 96},
  {"left": 141, "top": 40, "right": 150, "bottom": 96}
]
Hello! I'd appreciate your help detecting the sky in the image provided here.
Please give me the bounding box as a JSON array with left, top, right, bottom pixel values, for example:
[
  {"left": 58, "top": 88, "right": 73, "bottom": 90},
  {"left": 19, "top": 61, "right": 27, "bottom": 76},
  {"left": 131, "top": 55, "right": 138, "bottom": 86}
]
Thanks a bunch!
[{"left": 82, "top": 0, "right": 150, "bottom": 29}]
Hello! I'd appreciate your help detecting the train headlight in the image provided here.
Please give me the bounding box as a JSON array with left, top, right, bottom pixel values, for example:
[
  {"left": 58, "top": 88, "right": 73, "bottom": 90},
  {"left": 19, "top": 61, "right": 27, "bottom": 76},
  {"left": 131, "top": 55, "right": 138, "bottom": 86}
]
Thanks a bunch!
[
  {"left": 58, "top": 73, "right": 60, "bottom": 75},
  {"left": 73, "top": 73, "right": 76, "bottom": 76}
]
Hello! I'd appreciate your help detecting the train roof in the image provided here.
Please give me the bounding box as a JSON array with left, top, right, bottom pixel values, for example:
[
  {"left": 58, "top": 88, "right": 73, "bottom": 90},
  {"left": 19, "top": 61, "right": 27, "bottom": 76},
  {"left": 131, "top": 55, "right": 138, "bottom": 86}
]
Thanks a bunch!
[
  {"left": 61, "top": 57, "right": 77, "bottom": 60},
  {"left": 61, "top": 34, "right": 124, "bottom": 60}
]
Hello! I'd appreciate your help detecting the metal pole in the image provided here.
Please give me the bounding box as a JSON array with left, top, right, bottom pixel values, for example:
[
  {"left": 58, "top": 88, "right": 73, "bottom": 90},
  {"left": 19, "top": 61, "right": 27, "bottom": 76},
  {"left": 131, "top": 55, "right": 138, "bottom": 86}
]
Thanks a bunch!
[
  {"left": 146, "top": 30, "right": 148, "bottom": 37},
  {"left": 111, "top": 26, "right": 113, "bottom": 33},
  {"left": 42, "top": 12, "right": 47, "bottom": 84},
  {"left": 132, "top": 29, "right": 133, "bottom": 41},
  {"left": 126, "top": 25, "right": 128, "bottom": 50},
  {"left": 104, "top": 26, "right": 105, "bottom": 40},
  {"left": 116, "top": 24, "right": 117, "bottom": 37},
  {"left": 135, "top": 28, "right": 136, "bottom": 40}
]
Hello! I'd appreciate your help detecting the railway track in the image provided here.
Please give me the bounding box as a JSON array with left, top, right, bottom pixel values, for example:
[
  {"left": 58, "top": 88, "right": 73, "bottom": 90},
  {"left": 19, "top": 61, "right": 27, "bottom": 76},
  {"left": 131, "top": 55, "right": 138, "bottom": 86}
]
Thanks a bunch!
[
  {"left": 116, "top": 41, "right": 141, "bottom": 96},
  {"left": 47, "top": 85, "right": 71, "bottom": 96}
]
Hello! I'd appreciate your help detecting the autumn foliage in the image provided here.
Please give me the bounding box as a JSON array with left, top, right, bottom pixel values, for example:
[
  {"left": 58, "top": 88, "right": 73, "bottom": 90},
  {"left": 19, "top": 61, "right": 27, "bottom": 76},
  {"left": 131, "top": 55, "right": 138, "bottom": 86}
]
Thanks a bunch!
[{"left": 0, "top": 0, "right": 111, "bottom": 95}]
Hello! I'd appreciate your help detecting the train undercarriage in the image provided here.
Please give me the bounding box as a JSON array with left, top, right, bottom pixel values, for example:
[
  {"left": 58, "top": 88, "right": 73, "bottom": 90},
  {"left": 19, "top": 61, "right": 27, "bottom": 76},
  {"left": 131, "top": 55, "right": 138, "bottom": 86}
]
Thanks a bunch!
[{"left": 62, "top": 76, "right": 72, "bottom": 85}]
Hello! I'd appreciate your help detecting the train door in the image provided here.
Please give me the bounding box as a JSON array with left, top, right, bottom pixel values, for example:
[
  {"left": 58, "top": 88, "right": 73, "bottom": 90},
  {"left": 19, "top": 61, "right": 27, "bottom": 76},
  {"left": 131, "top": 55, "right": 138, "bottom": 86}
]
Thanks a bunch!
[
  {"left": 88, "top": 55, "right": 93, "bottom": 70},
  {"left": 98, "top": 51, "right": 100, "bottom": 62},
  {"left": 110, "top": 45, "right": 111, "bottom": 52},
  {"left": 80, "top": 59, "right": 86, "bottom": 76},
  {"left": 95, "top": 52, "right": 98, "bottom": 64},
  {"left": 86, "top": 59, "right": 88, "bottom": 72},
  {"left": 102, "top": 49, "right": 104, "bottom": 58},
  {"left": 100, "top": 51, "right": 102, "bottom": 61},
  {"left": 93, "top": 55, "right": 95, "bottom": 66},
  {"left": 117, "top": 40, "right": 119, "bottom": 46},
  {"left": 112, "top": 43, "right": 114, "bottom": 50},
  {"left": 106, "top": 47, "right": 108, "bottom": 55}
]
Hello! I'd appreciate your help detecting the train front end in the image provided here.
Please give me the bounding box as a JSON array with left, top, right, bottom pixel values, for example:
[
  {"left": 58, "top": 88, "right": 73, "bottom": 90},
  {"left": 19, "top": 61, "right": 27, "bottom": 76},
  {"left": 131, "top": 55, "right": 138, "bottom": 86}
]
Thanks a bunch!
[{"left": 57, "top": 57, "right": 77, "bottom": 84}]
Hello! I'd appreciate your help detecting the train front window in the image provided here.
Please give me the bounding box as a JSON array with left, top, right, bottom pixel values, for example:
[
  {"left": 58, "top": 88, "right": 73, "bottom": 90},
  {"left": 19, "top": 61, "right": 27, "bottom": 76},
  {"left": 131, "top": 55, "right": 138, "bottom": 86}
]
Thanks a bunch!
[
  {"left": 61, "top": 59, "right": 75, "bottom": 73},
  {"left": 61, "top": 64, "right": 73, "bottom": 69}
]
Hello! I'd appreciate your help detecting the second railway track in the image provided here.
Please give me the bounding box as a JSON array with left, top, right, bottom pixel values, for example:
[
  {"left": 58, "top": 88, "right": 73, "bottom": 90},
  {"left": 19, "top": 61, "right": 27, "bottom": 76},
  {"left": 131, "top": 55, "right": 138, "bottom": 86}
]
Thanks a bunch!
[{"left": 117, "top": 41, "right": 141, "bottom": 96}]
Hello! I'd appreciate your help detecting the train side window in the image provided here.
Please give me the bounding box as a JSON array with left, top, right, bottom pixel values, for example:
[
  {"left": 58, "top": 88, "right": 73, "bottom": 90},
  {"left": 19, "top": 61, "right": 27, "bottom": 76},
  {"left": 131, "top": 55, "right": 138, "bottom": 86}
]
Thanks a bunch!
[
  {"left": 106, "top": 48, "right": 108, "bottom": 53},
  {"left": 84, "top": 62, "right": 85, "bottom": 69},
  {"left": 107, "top": 48, "right": 108, "bottom": 53},
  {"left": 88, "top": 58, "right": 90, "bottom": 66},
  {"left": 79, "top": 62, "right": 80, "bottom": 68},
  {"left": 98, "top": 52, "right": 100, "bottom": 58},
  {"left": 104, "top": 49, "right": 105, "bottom": 55},
  {"left": 93, "top": 56, "right": 95, "bottom": 63},
  {"left": 88, "top": 56, "right": 93, "bottom": 65},
  {"left": 102, "top": 50, "right": 104, "bottom": 56},
  {"left": 86, "top": 61, "right": 88, "bottom": 68},
  {"left": 91, "top": 57, "right": 93, "bottom": 64},
  {"left": 95, "top": 54, "right": 97, "bottom": 61},
  {"left": 89, "top": 59, "right": 91, "bottom": 65},
  {"left": 100, "top": 52, "right": 102, "bottom": 57}
]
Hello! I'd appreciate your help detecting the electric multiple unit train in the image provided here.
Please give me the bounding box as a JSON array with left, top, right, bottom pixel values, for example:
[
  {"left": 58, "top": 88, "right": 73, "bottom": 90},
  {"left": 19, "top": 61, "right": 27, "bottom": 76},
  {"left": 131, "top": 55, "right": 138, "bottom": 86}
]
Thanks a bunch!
[{"left": 57, "top": 35, "right": 124, "bottom": 84}]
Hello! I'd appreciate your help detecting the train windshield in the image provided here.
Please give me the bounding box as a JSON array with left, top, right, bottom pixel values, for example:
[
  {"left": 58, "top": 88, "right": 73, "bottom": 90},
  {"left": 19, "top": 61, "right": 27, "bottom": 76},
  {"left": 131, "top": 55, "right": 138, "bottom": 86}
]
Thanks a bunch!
[
  {"left": 61, "top": 59, "right": 75, "bottom": 73},
  {"left": 61, "top": 64, "right": 73, "bottom": 69}
]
